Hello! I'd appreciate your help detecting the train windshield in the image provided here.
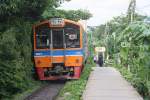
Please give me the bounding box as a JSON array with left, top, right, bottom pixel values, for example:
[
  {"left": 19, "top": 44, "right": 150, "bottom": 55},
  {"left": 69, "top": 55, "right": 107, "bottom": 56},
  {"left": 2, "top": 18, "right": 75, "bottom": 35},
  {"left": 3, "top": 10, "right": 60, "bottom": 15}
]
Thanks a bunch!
[
  {"left": 65, "top": 24, "right": 80, "bottom": 48},
  {"left": 35, "top": 24, "right": 50, "bottom": 49},
  {"left": 52, "top": 29, "right": 64, "bottom": 49},
  {"left": 35, "top": 23, "right": 80, "bottom": 49}
]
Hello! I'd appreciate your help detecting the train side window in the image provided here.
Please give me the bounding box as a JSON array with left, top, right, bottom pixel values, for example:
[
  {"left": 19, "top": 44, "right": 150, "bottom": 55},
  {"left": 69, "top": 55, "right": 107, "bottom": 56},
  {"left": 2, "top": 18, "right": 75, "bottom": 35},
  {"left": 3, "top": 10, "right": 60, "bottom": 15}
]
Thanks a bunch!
[{"left": 36, "top": 27, "right": 50, "bottom": 49}]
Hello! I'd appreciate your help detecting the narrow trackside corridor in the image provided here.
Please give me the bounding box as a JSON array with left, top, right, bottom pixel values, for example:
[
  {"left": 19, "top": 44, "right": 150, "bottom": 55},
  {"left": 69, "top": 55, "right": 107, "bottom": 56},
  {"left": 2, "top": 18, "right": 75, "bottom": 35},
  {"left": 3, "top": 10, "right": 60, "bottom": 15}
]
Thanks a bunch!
[{"left": 82, "top": 67, "right": 143, "bottom": 100}]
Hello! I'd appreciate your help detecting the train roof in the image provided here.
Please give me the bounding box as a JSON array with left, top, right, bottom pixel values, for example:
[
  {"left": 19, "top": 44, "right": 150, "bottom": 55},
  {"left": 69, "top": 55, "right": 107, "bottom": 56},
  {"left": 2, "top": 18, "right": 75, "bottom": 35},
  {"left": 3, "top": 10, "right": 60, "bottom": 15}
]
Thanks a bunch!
[{"left": 33, "top": 18, "right": 83, "bottom": 28}]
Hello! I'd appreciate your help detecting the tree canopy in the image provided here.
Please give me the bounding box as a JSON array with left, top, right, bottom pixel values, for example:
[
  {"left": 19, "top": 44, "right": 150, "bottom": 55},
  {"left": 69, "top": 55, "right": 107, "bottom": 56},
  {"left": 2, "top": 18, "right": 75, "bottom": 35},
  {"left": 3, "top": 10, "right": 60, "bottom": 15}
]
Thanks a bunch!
[
  {"left": 0, "top": 0, "right": 72, "bottom": 21},
  {"left": 43, "top": 9, "right": 92, "bottom": 21}
]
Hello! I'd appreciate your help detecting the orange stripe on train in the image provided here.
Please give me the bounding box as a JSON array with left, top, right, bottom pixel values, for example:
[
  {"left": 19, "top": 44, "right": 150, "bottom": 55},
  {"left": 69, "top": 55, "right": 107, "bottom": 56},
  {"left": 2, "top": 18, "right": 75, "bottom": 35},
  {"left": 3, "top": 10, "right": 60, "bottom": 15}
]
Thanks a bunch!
[{"left": 34, "top": 56, "right": 83, "bottom": 68}]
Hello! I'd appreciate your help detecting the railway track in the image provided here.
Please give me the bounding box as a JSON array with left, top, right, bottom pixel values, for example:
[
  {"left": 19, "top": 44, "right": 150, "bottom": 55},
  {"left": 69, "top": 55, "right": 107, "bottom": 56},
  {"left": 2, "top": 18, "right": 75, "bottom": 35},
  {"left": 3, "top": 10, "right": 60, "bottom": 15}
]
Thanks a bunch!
[{"left": 24, "top": 80, "right": 66, "bottom": 100}]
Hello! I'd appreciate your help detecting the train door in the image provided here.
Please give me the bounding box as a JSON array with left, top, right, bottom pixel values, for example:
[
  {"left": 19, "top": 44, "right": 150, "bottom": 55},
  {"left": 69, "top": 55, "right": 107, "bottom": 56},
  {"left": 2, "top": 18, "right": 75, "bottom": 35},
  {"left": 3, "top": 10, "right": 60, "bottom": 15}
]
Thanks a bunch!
[{"left": 50, "top": 29, "right": 66, "bottom": 64}]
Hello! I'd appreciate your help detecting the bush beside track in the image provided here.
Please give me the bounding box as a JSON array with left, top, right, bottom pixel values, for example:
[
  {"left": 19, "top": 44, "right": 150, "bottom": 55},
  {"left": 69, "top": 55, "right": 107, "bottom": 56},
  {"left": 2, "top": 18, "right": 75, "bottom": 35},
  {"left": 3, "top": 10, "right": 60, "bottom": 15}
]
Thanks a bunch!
[
  {"left": 113, "top": 64, "right": 150, "bottom": 100},
  {"left": 12, "top": 82, "right": 42, "bottom": 100},
  {"left": 56, "top": 57, "right": 94, "bottom": 100}
]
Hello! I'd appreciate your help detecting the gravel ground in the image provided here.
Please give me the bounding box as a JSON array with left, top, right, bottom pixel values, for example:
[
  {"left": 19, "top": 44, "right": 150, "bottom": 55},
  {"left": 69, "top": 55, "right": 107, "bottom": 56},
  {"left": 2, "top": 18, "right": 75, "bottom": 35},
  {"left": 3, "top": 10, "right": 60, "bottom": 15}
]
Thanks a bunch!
[{"left": 25, "top": 81, "right": 65, "bottom": 100}]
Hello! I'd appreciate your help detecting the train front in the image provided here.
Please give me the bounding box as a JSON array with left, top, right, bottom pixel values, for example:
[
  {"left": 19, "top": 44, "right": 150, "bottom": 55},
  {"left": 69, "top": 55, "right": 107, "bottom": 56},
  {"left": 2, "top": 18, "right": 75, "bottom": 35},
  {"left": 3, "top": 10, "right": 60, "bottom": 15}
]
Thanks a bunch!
[{"left": 33, "top": 18, "right": 84, "bottom": 80}]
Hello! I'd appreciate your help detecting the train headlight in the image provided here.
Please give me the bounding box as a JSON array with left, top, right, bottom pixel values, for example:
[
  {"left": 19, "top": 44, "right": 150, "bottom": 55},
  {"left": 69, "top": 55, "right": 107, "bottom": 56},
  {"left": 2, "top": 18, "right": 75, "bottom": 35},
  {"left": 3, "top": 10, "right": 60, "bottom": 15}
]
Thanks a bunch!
[
  {"left": 75, "top": 59, "right": 79, "bottom": 63},
  {"left": 37, "top": 60, "right": 41, "bottom": 64}
]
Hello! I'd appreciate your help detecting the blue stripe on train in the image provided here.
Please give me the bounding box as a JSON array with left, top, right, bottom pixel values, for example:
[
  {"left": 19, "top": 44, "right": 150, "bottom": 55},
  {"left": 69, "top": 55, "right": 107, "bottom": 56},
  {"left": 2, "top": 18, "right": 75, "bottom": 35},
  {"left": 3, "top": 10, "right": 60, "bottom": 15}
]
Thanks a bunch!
[{"left": 34, "top": 49, "right": 83, "bottom": 56}]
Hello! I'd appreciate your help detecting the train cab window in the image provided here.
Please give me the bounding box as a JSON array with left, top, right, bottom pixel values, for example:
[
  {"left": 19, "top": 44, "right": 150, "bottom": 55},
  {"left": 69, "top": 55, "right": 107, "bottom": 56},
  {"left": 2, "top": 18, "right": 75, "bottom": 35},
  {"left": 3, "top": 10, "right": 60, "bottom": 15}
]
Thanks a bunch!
[
  {"left": 65, "top": 24, "right": 80, "bottom": 48},
  {"left": 52, "top": 29, "right": 64, "bottom": 49},
  {"left": 35, "top": 24, "right": 50, "bottom": 49}
]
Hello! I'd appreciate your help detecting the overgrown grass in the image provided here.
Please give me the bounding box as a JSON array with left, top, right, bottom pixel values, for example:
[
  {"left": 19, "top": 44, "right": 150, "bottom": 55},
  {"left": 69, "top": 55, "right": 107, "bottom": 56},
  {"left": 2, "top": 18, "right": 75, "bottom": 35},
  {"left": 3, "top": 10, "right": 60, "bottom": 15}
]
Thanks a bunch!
[
  {"left": 57, "top": 57, "right": 94, "bottom": 100},
  {"left": 11, "top": 82, "right": 42, "bottom": 100},
  {"left": 106, "top": 57, "right": 150, "bottom": 100},
  {"left": 113, "top": 63, "right": 150, "bottom": 100}
]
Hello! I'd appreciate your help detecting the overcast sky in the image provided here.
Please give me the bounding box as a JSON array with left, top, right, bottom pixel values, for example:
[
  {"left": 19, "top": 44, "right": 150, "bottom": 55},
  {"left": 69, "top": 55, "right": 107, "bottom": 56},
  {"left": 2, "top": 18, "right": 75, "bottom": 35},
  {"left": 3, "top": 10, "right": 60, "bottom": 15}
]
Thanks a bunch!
[{"left": 59, "top": 0, "right": 150, "bottom": 26}]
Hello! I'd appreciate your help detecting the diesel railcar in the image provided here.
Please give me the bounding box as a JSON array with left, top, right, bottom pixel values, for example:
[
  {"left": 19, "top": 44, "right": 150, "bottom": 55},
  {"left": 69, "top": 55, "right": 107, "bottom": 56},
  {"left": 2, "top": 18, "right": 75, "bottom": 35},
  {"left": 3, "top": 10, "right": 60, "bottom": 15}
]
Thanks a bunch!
[{"left": 33, "top": 18, "right": 88, "bottom": 80}]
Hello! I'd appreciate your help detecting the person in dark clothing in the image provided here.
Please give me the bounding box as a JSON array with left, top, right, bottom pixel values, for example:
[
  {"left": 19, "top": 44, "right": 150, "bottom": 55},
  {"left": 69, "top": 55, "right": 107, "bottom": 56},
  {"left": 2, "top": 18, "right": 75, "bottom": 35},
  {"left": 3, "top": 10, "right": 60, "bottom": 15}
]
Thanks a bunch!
[{"left": 98, "top": 54, "right": 103, "bottom": 67}]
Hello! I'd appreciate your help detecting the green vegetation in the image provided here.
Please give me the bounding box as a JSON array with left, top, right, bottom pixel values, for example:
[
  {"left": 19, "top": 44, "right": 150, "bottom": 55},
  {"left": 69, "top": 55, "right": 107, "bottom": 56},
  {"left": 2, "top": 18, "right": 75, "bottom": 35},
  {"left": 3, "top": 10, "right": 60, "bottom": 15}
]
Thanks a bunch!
[
  {"left": 115, "top": 22, "right": 150, "bottom": 99},
  {"left": 57, "top": 57, "right": 94, "bottom": 100},
  {"left": 12, "top": 82, "right": 42, "bottom": 100},
  {"left": 0, "top": 0, "right": 92, "bottom": 99},
  {"left": 43, "top": 9, "right": 92, "bottom": 21},
  {"left": 0, "top": 20, "right": 35, "bottom": 99},
  {"left": 92, "top": 14, "right": 150, "bottom": 99}
]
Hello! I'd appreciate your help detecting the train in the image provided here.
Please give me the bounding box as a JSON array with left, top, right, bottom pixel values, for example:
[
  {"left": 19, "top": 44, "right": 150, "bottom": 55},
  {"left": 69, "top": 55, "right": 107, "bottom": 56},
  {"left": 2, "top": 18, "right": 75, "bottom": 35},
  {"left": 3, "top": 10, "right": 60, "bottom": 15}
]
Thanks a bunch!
[{"left": 32, "top": 18, "right": 88, "bottom": 80}]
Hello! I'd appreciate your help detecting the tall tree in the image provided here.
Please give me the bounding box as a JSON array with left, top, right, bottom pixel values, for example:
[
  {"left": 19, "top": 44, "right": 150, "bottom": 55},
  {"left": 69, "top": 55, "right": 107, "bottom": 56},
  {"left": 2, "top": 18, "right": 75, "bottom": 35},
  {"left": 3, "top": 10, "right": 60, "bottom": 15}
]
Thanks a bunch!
[{"left": 0, "top": 0, "right": 70, "bottom": 21}]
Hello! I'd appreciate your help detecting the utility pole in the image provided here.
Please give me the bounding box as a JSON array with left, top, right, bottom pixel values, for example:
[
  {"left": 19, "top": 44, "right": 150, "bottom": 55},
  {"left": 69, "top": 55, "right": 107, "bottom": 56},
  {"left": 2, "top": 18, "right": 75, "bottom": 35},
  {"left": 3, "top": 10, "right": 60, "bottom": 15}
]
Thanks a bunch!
[
  {"left": 127, "top": 0, "right": 136, "bottom": 23},
  {"left": 126, "top": 0, "right": 136, "bottom": 71},
  {"left": 104, "top": 23, "right": 108, "bottom": 35}
]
